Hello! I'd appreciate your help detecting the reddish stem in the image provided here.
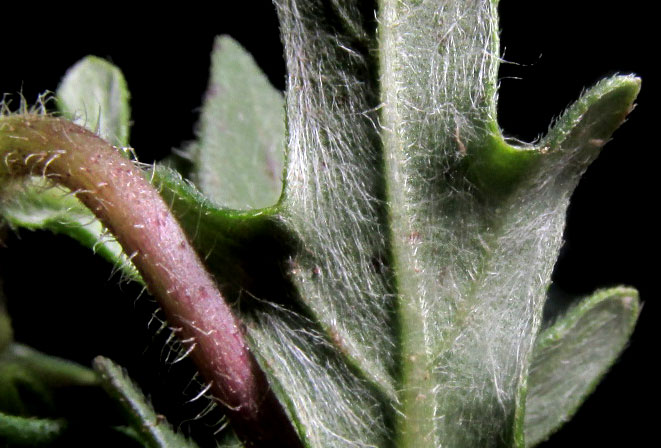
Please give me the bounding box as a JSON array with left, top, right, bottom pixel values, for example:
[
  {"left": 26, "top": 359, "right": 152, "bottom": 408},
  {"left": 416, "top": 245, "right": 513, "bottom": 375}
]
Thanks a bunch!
[{"left": 0, "top": 115, "right": 300, "bottom": 447}]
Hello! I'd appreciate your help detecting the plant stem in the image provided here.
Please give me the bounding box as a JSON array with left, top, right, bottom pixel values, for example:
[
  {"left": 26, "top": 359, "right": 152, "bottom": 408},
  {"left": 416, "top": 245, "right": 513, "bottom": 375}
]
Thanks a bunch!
[{"left": 0, "top": 114, "right": 300, "bottom": 448}]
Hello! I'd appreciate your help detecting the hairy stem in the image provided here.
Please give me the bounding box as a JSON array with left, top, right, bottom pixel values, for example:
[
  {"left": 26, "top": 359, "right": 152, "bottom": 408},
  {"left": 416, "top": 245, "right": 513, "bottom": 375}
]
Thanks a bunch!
[{"left": 0, "top": 114, "right": 300, "bottom": 447}]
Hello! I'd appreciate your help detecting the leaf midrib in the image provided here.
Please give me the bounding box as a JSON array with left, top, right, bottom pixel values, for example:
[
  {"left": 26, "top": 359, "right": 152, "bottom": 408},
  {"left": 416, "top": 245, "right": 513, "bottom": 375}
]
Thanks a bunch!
[{"left": 378, "top": 0, "right": 439, "bottom": 445}]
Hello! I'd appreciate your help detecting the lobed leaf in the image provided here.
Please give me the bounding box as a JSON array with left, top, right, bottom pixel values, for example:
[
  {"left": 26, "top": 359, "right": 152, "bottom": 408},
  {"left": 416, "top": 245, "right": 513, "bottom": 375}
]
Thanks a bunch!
[
  {"left": 378, "top": 1, "right": 640, "bottom": 445},
  {"left": 153, "top": 164, "right": 391, "bottom": 447},
  {"left": 0, "top": 2, "right": 641, "bottom": 447}
]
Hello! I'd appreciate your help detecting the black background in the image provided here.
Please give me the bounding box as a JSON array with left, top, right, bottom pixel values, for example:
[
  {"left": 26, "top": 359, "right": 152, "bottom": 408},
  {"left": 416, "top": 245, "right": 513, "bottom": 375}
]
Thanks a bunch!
[{"left": 0, "top": 1, "right": 656, "bottom": 446}]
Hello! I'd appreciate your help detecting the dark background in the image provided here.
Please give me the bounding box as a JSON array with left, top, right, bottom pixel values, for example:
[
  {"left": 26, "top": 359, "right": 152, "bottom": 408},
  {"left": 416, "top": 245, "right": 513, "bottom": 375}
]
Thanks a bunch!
[{"left": 0, "top": 1, "right": 655, "bottom": 446}]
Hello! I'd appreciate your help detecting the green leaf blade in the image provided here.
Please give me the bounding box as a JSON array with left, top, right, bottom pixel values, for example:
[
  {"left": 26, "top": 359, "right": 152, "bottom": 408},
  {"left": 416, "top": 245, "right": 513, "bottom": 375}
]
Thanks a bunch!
[
  {"left": 190, "top": 36, "right": 285, "bottom": 210},
  {"left": 2, "top": 343, "right": 98, "bottom": 389},
  {"left": 153, "top": 164, "right": 390, "bottom": 448},
  {"left": 523, "top": 287, "right": 639, "bottom": 447},
  {"left": 378, "top": 2, "right": 640, "bottom": 446},
  {"left": 1, "top": 57, "right": 140, "bottom": 282},
  {"left": 93, "top": 357, "right": 199, "bottom": 448},
  {"left": 0, "top": 180, "right": 141, "bottom": 283},
  {"left": 57, "top": 56, "right": 131, "bottom": 147},
  {"left": 276, "top": 0, "right": 396, "bottom": 397},
  {"left": 0, "top": 411, "right": 68, "bottom": 446}
]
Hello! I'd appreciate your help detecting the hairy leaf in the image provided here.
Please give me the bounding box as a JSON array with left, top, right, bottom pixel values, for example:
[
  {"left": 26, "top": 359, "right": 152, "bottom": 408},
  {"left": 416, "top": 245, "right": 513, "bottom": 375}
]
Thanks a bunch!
[
  {"left": 0, "top": 58, "right": 140, "bottom": 282},
  {"left": 523, "top": 287, "right": 639, "bottom": 446},
  {"left": 189, "top": 36, "right": 285, "bottom": 210},
  {"left": 0, "top": 1, "right": 641, "bottom": 447},
  {"left": 93, "top": 357, "right": 199, "bottom": 448},
  {"left": 0, "top": 411, "right": 68, "bottom": 446},
  {"left": 57, "top": 56, "right": 131, "bottom": 147},
  {"left": 153, "top": 164, "right": 392, "bottom": 447},
  {"left": 379, "top": 1, "right": 639, "bottom": 445},
  {"left": 155, "top": 2, "right": 640, "bottom": 447}
]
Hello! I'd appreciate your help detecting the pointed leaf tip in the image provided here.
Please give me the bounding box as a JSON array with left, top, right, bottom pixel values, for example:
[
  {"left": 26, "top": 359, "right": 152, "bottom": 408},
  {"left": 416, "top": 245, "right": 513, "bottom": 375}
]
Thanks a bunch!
[
  {"left": 93, "top": 356, "right": 200, "bottom": 448},
  {"left": 523, "top": 287, "right": 640, "bottom": 446}
]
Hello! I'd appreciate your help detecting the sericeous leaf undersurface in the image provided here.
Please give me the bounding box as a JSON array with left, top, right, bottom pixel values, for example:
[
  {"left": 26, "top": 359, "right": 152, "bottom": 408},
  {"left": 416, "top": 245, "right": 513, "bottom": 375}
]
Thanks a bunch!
[{"left": 0, "top": 1, "right": 641, "bottom": 447}]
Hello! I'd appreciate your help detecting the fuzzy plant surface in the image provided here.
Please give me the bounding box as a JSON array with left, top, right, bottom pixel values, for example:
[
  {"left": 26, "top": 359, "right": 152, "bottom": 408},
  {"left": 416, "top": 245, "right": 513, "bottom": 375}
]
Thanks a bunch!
[{"left": 0, "top": 1, "right": 641, "bottom": 447}]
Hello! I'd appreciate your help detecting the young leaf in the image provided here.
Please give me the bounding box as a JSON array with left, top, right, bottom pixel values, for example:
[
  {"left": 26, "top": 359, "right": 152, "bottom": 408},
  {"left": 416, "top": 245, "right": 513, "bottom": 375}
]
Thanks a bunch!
[
  {"left": 0, "top": 57, "right": 140, "bottom": 282},
  {"left": 57, "top": 56, "right": 131, "bottom": 148},
  {"left": 93, "top": 357, "right": 199, "bottom": 448},
  {"left": 523, "top": 287, "right": 639, "bottom": 447},
  {"left": 190, "top": 36, "right": 285, "bottom": 210}
]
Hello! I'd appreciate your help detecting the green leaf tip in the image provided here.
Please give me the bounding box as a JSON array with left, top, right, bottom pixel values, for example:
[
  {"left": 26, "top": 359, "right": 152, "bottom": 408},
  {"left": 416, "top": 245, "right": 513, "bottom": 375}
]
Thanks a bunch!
[
  {"left": 467, "top": 75, "right": 640, "bottom": 196},
  {"left": 190, "top": 35, "right": 285, "bottom": 210},
  {"left": 0, "top": 411, "right": 68, "bottom": 446},
  {"left": 57, "top": 55, "right": 131, "bottom": 147},
  {"left": 544, "top": 75, "right": 640, "bottom": 151},
  {"left": 93, "top": 356, "right": 200, "bottom": 448},
  {"left": 523, "top": 287, "right": 640, "bottom": 447},
  {"left": 2, "top": 343, "right": 98, "bottom": 389}
]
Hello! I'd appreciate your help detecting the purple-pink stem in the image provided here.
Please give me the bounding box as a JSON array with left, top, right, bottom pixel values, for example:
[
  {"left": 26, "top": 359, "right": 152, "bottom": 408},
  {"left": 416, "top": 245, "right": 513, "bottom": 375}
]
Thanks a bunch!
[{"left": 0, "top": 115, "right": 300, "bottom": 447}]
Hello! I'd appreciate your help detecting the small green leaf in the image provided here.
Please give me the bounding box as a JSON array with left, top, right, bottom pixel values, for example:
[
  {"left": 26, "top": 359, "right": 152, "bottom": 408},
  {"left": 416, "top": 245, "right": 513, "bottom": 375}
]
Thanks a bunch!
[
  {"left": 57, "top": 56, "right": 131, "bottom": 147},
  {"left": 190, "top": 36, "right": 285, "bottom": 210},
  {"left": 0, "top": 179, "right": 140, "bottom": 282},
  {"left": 1, "top": 57, "right": 140, "bottom": 282},
  {"left": 93, "top": 356, "right": 199, "bottom": 448},
  {"left": 0, "top": 411, "right": 68, "bottom": 446},
  {"left": 2, "top": 343, "right": 98, "bottom": 389},
  {"left": 522, "top": 287, "right": 639, "bottom": 447},
  {"left": 1, "top": 342, "right": 98, "bottom": 419}
]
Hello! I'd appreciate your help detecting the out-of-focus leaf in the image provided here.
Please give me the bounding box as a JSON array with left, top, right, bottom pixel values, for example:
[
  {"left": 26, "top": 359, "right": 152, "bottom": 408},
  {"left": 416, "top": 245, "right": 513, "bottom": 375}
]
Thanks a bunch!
[
  {"left": 0, "top": 342, "right": 97, "bottom": 416},
  {"left": 189, "top": 36, "right": 285, "bottom": 210},
  {"left": 0, "top": 179, "right": 140, "bottom": 282},
  {"left": 0, "top": 301, "right": 11, "bottom": 353},
  {"left": 0, "top": 411, "right": 68, "bottom": 446}
]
